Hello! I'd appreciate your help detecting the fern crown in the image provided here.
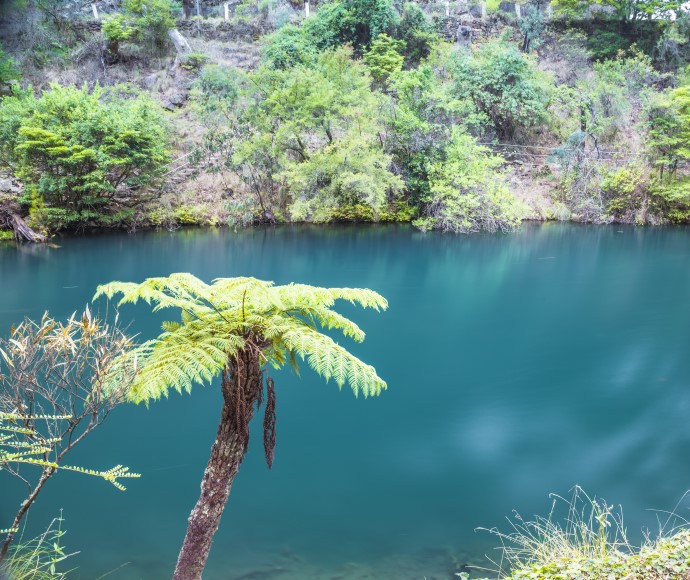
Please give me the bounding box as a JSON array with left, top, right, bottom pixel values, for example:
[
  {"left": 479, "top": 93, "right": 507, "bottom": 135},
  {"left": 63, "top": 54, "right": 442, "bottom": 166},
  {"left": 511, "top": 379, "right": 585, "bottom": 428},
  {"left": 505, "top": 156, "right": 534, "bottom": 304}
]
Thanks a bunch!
[{"left": 94, "top": 274, "right": 388, "bottom": 403}]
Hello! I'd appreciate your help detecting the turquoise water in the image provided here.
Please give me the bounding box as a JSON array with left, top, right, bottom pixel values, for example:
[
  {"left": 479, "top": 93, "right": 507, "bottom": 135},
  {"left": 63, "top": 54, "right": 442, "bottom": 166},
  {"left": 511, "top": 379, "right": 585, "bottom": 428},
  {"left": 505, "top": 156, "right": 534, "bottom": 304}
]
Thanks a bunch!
[{"left": 1, "top": 223, "right": 690, "bottom": 579}]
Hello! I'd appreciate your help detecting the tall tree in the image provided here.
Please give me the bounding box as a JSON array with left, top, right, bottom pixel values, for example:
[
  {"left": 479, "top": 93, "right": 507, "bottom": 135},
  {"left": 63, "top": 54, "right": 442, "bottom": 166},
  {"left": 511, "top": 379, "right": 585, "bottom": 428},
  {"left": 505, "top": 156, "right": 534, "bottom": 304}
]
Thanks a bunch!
[{"left": 95, "top": 274, "right": 388, "bottom": 579}]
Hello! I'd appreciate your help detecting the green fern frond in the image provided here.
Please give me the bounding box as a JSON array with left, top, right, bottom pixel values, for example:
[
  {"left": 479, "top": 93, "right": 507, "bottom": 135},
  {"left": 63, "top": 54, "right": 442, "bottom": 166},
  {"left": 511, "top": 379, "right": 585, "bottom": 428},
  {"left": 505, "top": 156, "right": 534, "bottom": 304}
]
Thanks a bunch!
[{"left": 280, "top": 324, "right": 386, "bottom": 397}]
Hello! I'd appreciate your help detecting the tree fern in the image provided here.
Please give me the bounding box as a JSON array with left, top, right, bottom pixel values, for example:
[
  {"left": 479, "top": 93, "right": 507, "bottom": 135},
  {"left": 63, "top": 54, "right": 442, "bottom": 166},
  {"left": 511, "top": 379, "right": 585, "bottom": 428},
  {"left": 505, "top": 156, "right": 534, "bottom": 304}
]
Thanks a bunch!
[{"left": 94, "top": 274, "right": 387, "bottom": 579}]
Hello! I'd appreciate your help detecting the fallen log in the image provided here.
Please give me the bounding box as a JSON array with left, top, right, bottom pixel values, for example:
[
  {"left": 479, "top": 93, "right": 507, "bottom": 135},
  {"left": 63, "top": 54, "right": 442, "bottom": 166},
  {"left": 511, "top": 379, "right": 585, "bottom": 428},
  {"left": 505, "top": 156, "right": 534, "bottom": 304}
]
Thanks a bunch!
[{"left": 0, "top": 209, "right": 46, "bottom": 243}]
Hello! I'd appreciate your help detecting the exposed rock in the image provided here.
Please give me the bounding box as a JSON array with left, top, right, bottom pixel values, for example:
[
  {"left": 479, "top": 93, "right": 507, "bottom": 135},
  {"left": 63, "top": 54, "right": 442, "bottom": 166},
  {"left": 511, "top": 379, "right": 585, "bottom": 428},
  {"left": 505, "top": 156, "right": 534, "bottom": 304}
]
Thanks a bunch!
[
  {"left": 457, "top": 25, "right": 473, "bottom": 45},
  {"left": 0, "top": 178, "right": 13, "bottom": 192},
  {"left": 168, "top": 92, "right": 188, "bottom": 107},
  {"left": 143, "top": 73, "right": 159, "bottom": 91}
]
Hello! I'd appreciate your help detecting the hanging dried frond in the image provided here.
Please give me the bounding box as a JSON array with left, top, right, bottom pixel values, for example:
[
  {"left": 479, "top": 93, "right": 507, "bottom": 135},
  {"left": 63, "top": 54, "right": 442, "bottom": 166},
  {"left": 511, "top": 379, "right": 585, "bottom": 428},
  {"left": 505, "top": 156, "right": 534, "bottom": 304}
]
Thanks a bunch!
[{"left": 263, "top": 377, "right": 276, "bottom": 470}]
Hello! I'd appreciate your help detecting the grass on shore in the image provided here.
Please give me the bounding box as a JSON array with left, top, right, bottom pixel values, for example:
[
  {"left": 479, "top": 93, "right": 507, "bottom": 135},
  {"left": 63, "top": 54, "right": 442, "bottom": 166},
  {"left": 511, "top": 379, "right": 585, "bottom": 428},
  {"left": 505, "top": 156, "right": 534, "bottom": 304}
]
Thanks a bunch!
[{"left": 471, "top": 487, "right": 690, "bottom": 580}]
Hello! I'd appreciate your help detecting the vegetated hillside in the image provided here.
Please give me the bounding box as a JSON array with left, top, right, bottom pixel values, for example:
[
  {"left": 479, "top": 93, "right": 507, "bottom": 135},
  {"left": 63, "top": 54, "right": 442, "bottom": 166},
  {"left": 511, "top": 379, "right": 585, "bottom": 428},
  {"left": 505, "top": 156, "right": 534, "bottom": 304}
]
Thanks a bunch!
[{"left": 0, "top": 0, "right": 689, "bottom": 238}]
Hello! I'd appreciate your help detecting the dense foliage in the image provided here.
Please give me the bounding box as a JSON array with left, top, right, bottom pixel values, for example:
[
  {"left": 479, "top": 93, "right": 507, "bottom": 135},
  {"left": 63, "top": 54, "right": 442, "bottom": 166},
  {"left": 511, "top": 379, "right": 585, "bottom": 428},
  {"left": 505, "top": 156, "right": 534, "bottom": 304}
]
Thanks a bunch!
[
  {"left": 1, "top": 0, "right": 690, "bottom": 236},
  {"left": 0, "top": 84, "right": 169, "bottom": 231},
  {"left": 197, "top": 27, "right": 528, "bottom": 232},
  {"left": 102, "top": 0, "right": 179, "bottom": 57},
  {"left": 0, "top": 45, "right": 19, "bottom": 88},
  {"left": 414, "top": 130, "right": 523, "bottom": 233},
  {"left": 449, "top": 41, "right": 551, "bottom": 139},
  {"left": 195, "top": 48, "right": 407, "bottom": 223}
]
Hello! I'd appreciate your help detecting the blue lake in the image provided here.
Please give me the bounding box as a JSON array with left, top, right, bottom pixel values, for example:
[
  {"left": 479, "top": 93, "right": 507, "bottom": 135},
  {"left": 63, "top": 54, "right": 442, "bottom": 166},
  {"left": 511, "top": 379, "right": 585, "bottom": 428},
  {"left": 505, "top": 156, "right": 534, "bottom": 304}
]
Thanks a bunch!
[{"left": 1, "top": 223, "right": 690, "bottom": 579}]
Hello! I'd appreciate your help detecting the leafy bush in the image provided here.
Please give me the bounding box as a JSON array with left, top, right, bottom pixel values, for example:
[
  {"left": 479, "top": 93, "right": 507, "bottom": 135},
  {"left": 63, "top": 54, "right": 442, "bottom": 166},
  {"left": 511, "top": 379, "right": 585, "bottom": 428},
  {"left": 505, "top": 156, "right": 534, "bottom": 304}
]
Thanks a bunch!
[
  {"left": 414, "top": 130, "right": 523, "bottom": 233},
  {"left": 287, "top": 131, "right": 403, "bottom": 222},
  {"left": 575, "top": 51, "right": 657, "bottom": 143},
  {"left": 646, "top": 84, "right": 690, "bottom": 180},
  {"left": 194, "top": 48, "right": 403, "bottom": 222},
  {"left": 0, "top": 45, "right": 19, "bottom": 88},
  {"left": 0, "top": 84, "right": 170, "bottom": 231},
  {"left": 645, "top": 85, "right": 690, "bottom": 221},
  {"left": 124, "top": 0, "right": 179, "bottom": 47},
  {"left": 654, "top": 15, "right": 690, "bottom": 71},
  {"left": 103, "top": 0, "right": 179, "bottom": 57},
  {"left": 180, "top": 52, "right": 209, "bottom": 71},
  {"left": 396, "top": 3, "right": 437, "bottom": 65},
  {"left": 519, "top": 4, "right": 545, "bottom": 53},
  {"left": 363, "top": 34, "right": 404, "bottom": 84},
  {"left": 383, "top": 63, "right": 479, "bottom": 204},
  {"left": 261, "top": 25, "right": 319, "bottom": 69},
  {"left": 601, "top": 164, "right": 649, "bottom": 222},
  {"left": 102, "top": 14, "right": 133, "bottom": 44},
  {"left": 448, "top": 41, "right": 551, "bottom": 139},
  {"left": 587, "top": 30, "right": 630, "bottom": 61},
  {"left": 262, "top": 0, "right": 398, "bottom": 64}
]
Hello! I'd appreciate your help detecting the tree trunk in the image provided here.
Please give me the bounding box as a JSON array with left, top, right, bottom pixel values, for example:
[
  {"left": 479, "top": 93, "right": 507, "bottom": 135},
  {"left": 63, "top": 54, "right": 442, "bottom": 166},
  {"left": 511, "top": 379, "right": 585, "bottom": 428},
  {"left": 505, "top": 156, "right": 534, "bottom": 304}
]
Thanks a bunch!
[
  {"left": 0, "top": 467, "right": 55, "bottom": 561},
  {"left": 168, "top": 29, "right": 192, "bottom": 56},
  {"left": 172, "top": 345, "right": 265, "bottom": 580},
  {"left": 182, "top": 0, "right": 194, "bottom": 18}
]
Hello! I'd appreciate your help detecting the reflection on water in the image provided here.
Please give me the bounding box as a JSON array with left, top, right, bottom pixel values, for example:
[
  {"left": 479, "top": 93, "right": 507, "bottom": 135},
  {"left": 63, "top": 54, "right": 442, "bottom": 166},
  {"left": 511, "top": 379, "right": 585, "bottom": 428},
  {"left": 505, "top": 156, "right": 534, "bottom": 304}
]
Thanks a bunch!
[{"left": 1, "top": 223, "right": 690, "bottom": 578}]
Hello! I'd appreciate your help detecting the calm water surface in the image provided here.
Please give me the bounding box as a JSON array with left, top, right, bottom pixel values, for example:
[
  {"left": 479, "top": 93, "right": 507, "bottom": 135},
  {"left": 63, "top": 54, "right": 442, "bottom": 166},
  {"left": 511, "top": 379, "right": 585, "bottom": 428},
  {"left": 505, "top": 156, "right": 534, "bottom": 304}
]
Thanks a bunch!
[{"left": 1, "top": 223, "right": 690, "bottom": 579}]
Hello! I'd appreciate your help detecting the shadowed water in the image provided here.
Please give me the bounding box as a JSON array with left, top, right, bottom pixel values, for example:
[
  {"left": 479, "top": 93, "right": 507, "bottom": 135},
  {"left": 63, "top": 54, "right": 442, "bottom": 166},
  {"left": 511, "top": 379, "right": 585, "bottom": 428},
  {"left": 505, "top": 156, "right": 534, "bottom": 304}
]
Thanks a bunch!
[{"left": 1, "top": 223, "right": 690, "bottom": 579}]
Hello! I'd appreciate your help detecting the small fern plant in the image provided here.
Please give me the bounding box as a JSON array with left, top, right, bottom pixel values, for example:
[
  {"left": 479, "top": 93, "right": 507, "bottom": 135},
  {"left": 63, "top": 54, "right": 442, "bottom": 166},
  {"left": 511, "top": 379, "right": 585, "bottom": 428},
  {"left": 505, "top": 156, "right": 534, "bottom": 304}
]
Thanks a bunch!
[{"left": 95, "top": 274, "right": 388, "bottom": 580}]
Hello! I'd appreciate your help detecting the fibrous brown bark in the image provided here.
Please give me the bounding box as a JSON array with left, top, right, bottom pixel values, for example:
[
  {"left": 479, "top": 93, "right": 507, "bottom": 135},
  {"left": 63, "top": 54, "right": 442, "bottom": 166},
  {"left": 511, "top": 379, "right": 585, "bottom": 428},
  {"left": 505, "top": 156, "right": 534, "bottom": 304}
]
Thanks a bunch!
[{"left": 172, "top": 342, "right": 266, "bottom": 580}]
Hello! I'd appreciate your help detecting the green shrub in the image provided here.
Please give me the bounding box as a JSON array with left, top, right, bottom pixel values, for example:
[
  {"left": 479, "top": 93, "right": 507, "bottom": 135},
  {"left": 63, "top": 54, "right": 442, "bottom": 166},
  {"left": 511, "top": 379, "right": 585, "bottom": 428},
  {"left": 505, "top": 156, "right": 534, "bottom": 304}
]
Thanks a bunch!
[
  {"left": 646, "top": 84, "right": 690, "bottom": 180},
  {"left": 103, "top": 0, "right": 179, "bottom": 57},
  {"left": 0, "top": 45, "right": 19, "bottom": 88},
  {"left": 448, "top": 41, "right": 551, "bottom": 139},
  {"left": 180, "top": 52, "right": 209, "bottom": 71},
  {"left": 124, "top": 0, "right": 179, "bottom": 47},
  {"left": 601, "top": 164, "right": 649, "bottom": 221},
  {"left": 363, "top": 34, "right": 404, "bottom": 84},
  {"left": 261, "top": 25, "right": 319, "bottom": 69},
  {"left": 173, "top": 204, "right": 205, "bottom": 224},
  {"left": 414, "top": 129, "right": 523, "bottom": 233},
  {"left": 383, "top": 63, "right": 479, "bottom": 204},
  {"left": 587, "top": 30, "right": 630, "bottom": 61},
  {"left": 655, "top": 15, "right": 690, "bottom": 71},
  {"left": 396, "top": 3, "right": 436, "bottom": 65},
  {"left": 650, "top": 179, "right": 690, "bottom": 222},
  {"left": 263, "top": 0, "right": 398, "bottom": 63},
  {"left": 518, "top": 3, "right": 545, "bottom": 53},
  {"left": 102, "top": 14, "right": 133, "bottom": 44},
  {"left": 0, "top": 84, "right": 170, "bottom": 231}
]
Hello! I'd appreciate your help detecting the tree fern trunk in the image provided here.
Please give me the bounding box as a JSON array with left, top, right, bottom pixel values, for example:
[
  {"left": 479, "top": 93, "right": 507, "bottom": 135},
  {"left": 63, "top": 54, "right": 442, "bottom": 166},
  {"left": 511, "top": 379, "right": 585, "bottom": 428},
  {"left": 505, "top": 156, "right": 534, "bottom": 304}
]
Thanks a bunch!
[{"left": 172, "top": 347, "right": 264, "bottom": 580}]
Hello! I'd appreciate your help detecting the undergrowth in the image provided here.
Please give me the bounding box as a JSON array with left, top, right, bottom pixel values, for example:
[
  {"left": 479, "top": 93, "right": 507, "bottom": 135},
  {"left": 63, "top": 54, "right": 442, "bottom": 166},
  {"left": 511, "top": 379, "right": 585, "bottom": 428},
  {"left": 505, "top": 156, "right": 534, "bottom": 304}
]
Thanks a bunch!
[
  {"left": 471, "top": 487, "right": 690, "bottom": 580},
  {"left": 0, "top": 514, "right": 75, "bottom": 579}
]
